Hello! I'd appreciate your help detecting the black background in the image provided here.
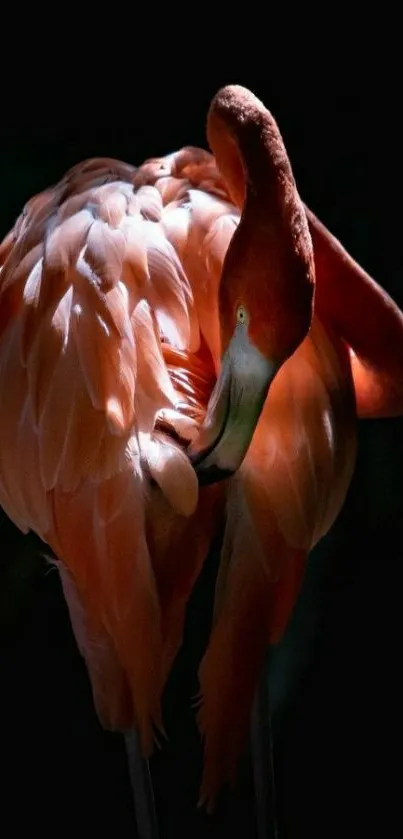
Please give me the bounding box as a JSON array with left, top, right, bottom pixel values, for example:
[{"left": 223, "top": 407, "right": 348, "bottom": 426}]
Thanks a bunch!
[{"left": 0, "top": 76, "right": 402, "bottom": 837}]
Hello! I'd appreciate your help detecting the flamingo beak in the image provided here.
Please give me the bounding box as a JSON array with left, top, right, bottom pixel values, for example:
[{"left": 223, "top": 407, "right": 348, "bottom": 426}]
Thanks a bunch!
[{"left": 188, "top": 326, "right": 277, "bottom": 485}]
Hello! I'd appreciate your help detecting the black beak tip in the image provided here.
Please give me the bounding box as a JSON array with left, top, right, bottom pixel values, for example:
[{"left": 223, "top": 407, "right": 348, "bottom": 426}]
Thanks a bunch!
[{"left": 194, "top": 463, "right": 234, "bottom": 487}]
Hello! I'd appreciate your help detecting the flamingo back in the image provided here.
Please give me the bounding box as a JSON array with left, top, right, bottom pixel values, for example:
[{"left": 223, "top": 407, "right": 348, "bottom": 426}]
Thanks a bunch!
[{"left": 0, "top": 150, "right": 236, "bottom": 750}]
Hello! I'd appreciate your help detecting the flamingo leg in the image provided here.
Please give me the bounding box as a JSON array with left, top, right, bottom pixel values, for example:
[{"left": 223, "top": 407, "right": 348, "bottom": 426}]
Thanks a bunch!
[
  {"left": 251, "top": 653, "right": 279, "bottom": 839},
  {"left": 124, "top": 731, "right": 159, "bottom": 839}
]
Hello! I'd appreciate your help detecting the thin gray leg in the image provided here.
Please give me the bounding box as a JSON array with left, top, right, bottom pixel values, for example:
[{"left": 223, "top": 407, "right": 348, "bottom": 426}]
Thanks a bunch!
[
  {"left": 251, "top": 653, "right": 279, "bottom": 839},
  {"left": 124, "top": 730, "right": 159, "bottom": 839}
]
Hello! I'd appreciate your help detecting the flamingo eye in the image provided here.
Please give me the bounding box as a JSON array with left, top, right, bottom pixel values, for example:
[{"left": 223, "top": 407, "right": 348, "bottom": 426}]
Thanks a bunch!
[{"left": 236, "top": 305, "right": 248, "bottom": 325}]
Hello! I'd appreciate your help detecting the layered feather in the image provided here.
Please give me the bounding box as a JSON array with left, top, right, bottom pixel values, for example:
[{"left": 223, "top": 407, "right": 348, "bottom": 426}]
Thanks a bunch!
[
  {"left": 1, "top": 142, "right": 397, "bottom": 811},
  {"left": 0, "top": 152, "right": 234, "bottom": 746}
]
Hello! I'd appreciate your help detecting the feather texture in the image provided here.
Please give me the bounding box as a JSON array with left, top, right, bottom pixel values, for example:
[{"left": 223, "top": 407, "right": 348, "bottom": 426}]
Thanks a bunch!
[
  {"left": 0, "top": 151, "right": 233, "bottom": 745},
  {"left": 1, "top": 130, "right": 401, "bottom": 811}
]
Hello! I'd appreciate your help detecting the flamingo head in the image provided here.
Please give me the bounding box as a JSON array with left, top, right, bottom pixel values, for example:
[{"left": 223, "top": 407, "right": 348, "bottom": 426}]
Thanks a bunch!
[{"left": 189, "top": 85, "right": 315, "bottom": 484}]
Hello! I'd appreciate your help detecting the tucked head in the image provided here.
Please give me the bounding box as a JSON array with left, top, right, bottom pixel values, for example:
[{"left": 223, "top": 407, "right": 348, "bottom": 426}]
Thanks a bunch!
[{"left": 189, "top": 84, "right": 315, "bottom": 483}]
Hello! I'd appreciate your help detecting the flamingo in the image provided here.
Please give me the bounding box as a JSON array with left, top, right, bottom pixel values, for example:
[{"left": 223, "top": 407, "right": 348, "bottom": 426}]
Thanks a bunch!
[{"left": 0, "top": 84, "right": 402, "bottom": 838}]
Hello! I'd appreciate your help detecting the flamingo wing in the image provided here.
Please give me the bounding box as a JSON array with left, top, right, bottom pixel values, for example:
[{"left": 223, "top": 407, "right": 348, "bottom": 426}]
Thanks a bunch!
[{"left": 0, "top": 153, "right": 233, "bottom": 751}]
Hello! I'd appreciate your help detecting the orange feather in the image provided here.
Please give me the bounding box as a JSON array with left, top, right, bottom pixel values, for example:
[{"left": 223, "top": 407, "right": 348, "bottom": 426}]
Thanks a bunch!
[{"left": 0, "top": 85, "right": 402, "bottom": 813}]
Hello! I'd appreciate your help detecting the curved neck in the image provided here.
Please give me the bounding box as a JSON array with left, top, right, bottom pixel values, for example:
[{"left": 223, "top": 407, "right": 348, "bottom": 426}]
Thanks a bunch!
[
  {"left": 206, "top": 85, "right": 315, "bottom": 361},
  {"left": 207, "top": 87, "right": 294, "bottom": 214}
]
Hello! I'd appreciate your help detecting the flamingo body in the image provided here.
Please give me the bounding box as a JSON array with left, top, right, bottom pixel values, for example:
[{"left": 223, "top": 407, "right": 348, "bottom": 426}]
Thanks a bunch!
[
  {"left": 0, "top": 149, "right": 230, "bottom": 754},
  {"left": 0, "top": 86, "right": 402, "bottom": 811}
]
